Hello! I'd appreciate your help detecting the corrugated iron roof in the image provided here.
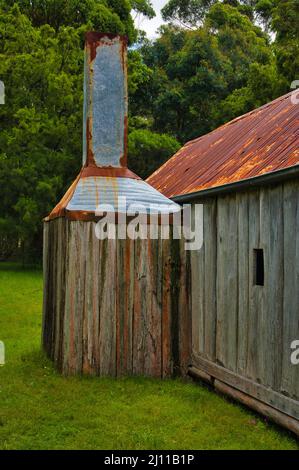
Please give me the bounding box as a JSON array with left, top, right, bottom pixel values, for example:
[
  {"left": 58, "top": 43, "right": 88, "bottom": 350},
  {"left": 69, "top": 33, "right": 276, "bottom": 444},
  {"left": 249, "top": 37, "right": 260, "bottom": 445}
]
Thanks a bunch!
[{"left": 147, "top": 92, "right": 299, "bottom": 198}]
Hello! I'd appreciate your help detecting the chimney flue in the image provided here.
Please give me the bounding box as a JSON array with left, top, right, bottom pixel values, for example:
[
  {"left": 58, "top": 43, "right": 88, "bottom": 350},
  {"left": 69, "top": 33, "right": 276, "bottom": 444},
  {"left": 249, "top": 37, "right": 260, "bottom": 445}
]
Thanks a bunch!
[
  {"left": 46, "top": 31, "right": 180, "bottom": 220},
  {"left": 83, "top": 32, "right": 128, "bottom": 168}
]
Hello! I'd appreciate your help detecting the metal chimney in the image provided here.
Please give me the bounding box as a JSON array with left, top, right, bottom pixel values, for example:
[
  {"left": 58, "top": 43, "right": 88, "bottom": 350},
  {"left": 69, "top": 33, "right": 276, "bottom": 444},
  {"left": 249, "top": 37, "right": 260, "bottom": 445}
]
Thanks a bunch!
[
  {"left": 83, "top": 33, "right": 128, "bottom": 169},
  {"left": 47, "top": 32, "right": 179, "bottom": 220}
]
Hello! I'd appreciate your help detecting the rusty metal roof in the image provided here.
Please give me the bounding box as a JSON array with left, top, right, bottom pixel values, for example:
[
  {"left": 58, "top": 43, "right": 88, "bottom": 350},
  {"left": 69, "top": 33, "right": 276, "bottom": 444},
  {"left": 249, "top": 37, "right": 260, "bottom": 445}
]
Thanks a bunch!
[{"left": 147, "top": 92, "right": 299, "bottom": 198}]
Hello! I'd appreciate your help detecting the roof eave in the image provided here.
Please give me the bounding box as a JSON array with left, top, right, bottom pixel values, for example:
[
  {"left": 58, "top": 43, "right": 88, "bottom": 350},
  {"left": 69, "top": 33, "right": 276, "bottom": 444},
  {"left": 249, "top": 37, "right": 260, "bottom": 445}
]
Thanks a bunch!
[{"left": 172, "top": 164, "right": 299, "bottom": 203}]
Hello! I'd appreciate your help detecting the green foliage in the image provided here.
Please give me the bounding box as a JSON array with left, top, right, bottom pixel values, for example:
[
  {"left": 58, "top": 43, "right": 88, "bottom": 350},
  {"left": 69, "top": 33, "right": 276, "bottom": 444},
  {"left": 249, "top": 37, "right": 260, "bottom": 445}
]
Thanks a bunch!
[
  {"left": 217, "top": 62, "right": 285, "bottom": 122},
  {"left": 0, "top": 5, "right": 83, "bottom": 260},
  {"left": 161, "top": 0, "right": 299, "bottom": 83},
  {"left": 128, "top": 129, "right": 180, "bottom": 178},
  {"left": 0, "top": 218, "right": 18, "bottom": 261},
  {"left": 161, "top": 0, "right": 257, "bottom": 28},
  {"left": 162, "top": 0, "right": 214, "bottom": 28},
  {"left": 272, "top": 0, "right": 299, "bottom": 82},
  {"left": 2, "top": 0, "right": 136, "bottom": 41},
  {"left": 245, "top": 0, "right": 299, "bottom": 81},
  {"left": 128, "top": 49, "right": 153, "bottom": 95},
  {"left": 254, "top": 0, "right": 276, "bottom": 27},
  {"left": 0, "top": 0, "right": 297, "bottom": 261},
  {"left": 136, "top": 4, "right": 281, "bottom": 141},
  {"left": 131, "top": 0, "right": 156, "bottom": 18},
  {"left": 0, "top": 2, "right": 140, "bottom": 261}
]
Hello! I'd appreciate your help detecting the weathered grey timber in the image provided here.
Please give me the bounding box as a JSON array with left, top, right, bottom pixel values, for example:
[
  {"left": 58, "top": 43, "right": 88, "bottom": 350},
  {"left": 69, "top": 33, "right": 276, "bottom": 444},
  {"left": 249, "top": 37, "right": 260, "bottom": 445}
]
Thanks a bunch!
[
  {"left": 42, "top": 220, "right": 191, "bottom": 378},
  {"left": 189, "top": 178, "right": 299, "bottom": 432}
]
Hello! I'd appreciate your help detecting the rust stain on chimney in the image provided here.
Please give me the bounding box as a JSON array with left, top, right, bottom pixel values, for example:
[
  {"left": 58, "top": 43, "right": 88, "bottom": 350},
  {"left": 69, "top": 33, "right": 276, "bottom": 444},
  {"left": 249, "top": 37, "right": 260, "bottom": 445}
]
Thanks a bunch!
[
  {"left": 120, "top": 115, "right": 128, "bottom": 167},
  {"left": 86, "top": 32, "right": 128, "bottom": 63},
  {"left": 86, "top": 116, "right": 96, "bottom": 167}
]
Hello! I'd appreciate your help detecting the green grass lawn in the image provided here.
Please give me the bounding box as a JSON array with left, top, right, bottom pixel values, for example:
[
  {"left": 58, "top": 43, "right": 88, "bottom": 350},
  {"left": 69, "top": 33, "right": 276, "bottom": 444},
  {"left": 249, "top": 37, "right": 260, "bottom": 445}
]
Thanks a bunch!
[{"left": 0, "top": 262, "right": 298, "bottom": 450}]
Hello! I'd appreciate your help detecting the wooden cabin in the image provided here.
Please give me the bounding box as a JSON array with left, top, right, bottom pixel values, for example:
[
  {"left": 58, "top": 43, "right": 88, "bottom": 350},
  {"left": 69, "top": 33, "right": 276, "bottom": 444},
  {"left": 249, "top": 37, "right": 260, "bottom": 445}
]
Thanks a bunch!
[
  {"left": 148, "top": 92, "right": 299, "bottom": 435},
  {"left": 43, "top": 30, "right": 298, "bottom": 435}
]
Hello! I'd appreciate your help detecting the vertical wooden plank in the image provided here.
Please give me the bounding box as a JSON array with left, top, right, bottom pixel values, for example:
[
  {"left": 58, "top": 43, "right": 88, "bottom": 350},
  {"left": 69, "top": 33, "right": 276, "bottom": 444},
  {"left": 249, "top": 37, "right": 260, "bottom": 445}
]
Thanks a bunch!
[
  {"left": 63, "top": 220, "right": 75, "bottom": 374},
  {"left": 258, "top": 186, "right": 283, "bottom": 390},
  {"left": 161, "top": 237, "right": 173, "bottom": 377},
  {"left": 257, "top": 188, "right": 270, "bottom": 386},
  {"left": 133, "top": 234, "right": 162, "bottom": 377},
  {"left": 145, "top": 236, "right": 162, "bottom": 376},
  {"left": 57, "top": 218, "right": 67, "bottom": 372},
  {"left": 116, "top": 236, "right": 134, "bottom": 376},
  {"left": 247, "top": 190, "right": 261, "bottom": 381},
  {"left": 82, "top": 223, "right": 94, "bottom": 375},
  {"left": 203, "top": 200, "right": 217, "bottom": 362},
  {"left": 216, "top": 195, "right": 238, "bottom": 371},
  {"left": 236, "top": 192, "right": 249, "bottom": 376},
  {"left": 269, "top": 186, "right": 284, "bottom": 391},
  {"left": 282, "top": 181, "right": 299, "bottom": 401},
  {"left": 99, "top": 238, "right": 117, "bottom": 376},
  {"left": 177, "top": 237, "right": 192, "bottom": 375},
  {"left": 216, "top": 196, "right": 227, "bottom": 367},
  {"left": 133, "top": 237, "right": 146, "bottom": 375},
  {"left": 127, "top": 237, "right": 135, "bottom": 375},
  {"left": 92, "top": 226, "right": 101, "bottom": 375},
  {"left": 191, "top": 203, "right": 205, "bottom": 359},
  {"left": 74, "top": 222, "right": 86, "bottom": 374},
  {"left": 115, "top": 237, "right": 124, "bottom": 377},
  {"left": 169, "top": 236, "right": 180, "bottom": 377},
  {"left": 82, "top": 223, "right": 89, "bottom": 375}
]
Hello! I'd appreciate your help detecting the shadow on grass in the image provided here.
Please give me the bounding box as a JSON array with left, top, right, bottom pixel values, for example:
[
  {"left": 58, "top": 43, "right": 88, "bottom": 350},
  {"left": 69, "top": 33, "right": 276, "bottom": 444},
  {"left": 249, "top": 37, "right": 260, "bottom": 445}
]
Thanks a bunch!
[
  {"left": 0, "top": 261, "right": 42, "bottom": 272},
  {"left": 192, "top": 374, "right": 299, "bottom": 442}
]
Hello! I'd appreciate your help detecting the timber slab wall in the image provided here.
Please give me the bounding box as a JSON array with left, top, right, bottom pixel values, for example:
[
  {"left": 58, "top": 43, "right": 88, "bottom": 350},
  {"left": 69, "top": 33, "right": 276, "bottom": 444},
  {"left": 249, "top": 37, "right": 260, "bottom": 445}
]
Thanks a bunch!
[
  {"left": 189, "top": 178, "right": 299, "bottom": 435},
  {"left": 42, "top": 219, "right": 191, "bottom": 378}
]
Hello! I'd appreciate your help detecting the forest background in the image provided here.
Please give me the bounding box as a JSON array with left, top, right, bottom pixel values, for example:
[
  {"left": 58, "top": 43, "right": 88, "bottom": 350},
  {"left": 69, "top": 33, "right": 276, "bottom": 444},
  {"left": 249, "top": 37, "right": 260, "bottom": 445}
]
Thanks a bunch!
[{"left": 0, "top": 0, "right": 297, "bottom": 261}]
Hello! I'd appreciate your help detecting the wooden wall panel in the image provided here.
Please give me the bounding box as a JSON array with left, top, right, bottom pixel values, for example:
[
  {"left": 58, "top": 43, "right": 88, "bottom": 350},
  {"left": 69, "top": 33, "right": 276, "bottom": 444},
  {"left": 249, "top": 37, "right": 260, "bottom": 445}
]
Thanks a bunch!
[
  {"left": 43, "top": 220, "right": 191, "bottom": 378},
  {"left": 190, "top": 179, "right": 299, "bottom": 424}
]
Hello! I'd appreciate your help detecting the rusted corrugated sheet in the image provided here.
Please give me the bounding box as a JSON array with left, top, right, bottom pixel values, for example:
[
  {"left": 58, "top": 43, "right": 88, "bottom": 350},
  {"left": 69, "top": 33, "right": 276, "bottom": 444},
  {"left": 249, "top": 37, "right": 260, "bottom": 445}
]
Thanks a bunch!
[
  {"left": 66, "top": 177, "right": 180, "bottom": 214},
  {"left": 147, "top": 92, "right": 299, "bottom": 198}
]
